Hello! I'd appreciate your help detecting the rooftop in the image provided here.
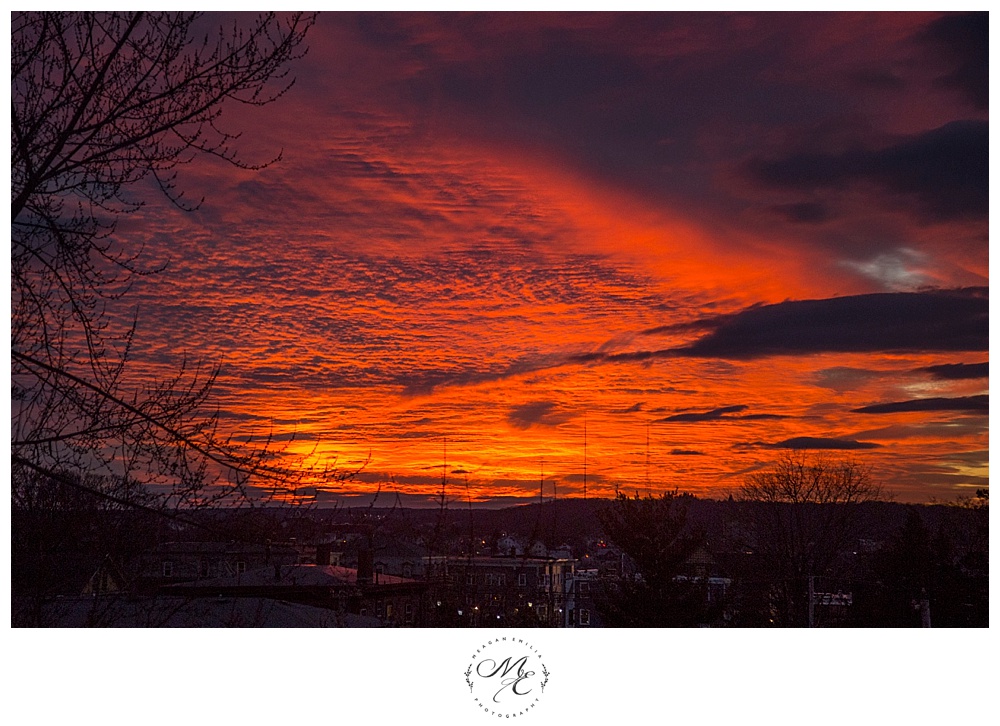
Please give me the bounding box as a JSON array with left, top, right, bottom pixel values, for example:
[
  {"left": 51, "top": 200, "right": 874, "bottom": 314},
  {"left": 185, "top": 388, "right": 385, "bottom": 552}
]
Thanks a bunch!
[{"left": 167, "top": 563, "right": 418, "bottom": 589}]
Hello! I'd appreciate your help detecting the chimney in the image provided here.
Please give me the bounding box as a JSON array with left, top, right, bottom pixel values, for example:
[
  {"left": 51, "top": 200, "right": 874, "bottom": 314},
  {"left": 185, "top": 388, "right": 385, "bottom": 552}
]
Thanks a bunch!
[
  {"left": 273, "top": 562, "right": 282, "bottom": 582},
  {"left": 357, "top": 548, "right": 373, "bottom": 586},
  {"left": 316, "top": 543, "right": 332, "bottom": 566}
]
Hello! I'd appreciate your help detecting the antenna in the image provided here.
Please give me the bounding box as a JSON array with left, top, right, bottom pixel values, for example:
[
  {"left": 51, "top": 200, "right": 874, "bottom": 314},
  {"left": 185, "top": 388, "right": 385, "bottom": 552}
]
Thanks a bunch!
[
  {"left": 645, "top": 422, "right": 650, "bottom": 496},
  {"left": 539, "top": 458, "right": 544, "bottom": 505}
]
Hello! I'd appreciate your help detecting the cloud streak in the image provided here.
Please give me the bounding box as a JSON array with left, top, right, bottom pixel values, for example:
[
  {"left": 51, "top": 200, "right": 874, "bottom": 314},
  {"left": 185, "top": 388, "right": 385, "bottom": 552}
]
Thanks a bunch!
[
  {"left": 657, "top": 404, "right": 786, "bottom": 423},
  {"left": 745, "top": 120, "right": 988, "bottom": 222},
  {"left": 739, "top": 437, "right": 882, "bottom": 450},
  {"left": 916, "top": 362, "right": 988, "bottom": 380},
  {"left": 852, "top": 395, "right": 988, "bottom": 415},
  {"left": 508, "top": 401, "right": 575, "bottom": 429},
  {"left": 677, "top": 288, "right": 987, "bottom": 359}
]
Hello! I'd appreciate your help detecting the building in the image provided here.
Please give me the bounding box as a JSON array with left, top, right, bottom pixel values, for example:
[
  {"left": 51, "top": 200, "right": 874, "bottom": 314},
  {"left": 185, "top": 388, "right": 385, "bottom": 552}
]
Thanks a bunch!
[
  {"left": 138, "top": 541, "right": 300, "bottom": 591},
  {"left": 338, "top": 534, "right": 446, "bottom": 580},
  {"left": 443, "top": 555, "right": 576, "bottom": 627}
]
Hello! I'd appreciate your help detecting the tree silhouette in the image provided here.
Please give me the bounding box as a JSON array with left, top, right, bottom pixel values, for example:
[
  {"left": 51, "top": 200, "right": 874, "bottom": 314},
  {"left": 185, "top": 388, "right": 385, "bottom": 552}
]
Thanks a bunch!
[
  {"left": 734, "top": 452, "right": 883, "bottom": 626},
  {"left": 10, "top": 12, "right": 343, "bottom": 608},
  {"left": 597, "top": 490, "right": 707, "bottom": 626}
]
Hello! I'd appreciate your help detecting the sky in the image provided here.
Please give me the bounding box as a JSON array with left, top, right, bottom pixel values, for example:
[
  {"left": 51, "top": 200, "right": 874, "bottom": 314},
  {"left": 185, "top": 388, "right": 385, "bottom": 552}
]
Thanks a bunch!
[{"left": 118, "top": 11, "right": 988, "bottom": 505}]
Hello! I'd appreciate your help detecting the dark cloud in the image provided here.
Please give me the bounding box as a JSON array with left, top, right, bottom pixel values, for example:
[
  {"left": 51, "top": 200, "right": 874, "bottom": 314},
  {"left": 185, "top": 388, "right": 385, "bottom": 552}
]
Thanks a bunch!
[
  {"left": 574, "top": 289, "right": 986, "bottom": 366},
  {"left": 657, "top": 404, "right": 786, "bottom": 423},
  {"left": 769, "top": 201, "right": 830, "bottom": 224},
  {"left": 570, "top": 349, "right": 671, "bottom": 365},
  {"left": 920, "top": 12, "right": 988, "bottom": 110},
  {"left": 641, "top": 314, "right": 735, "bottom": 337},
  {"left": 398, "top": 355, "right": 558, "bottom": 395},
  {"left": 563, "top": 472, "right": 607, "bottom": 483},
  {"left": 660, "top": 405, "right": 747, "bottom": 422},
  {"left": 354, "top": 471, "right": 450, "bottom": 489},
  {"left": 366, "top": 13, "right": 897, "bottom": 222},
  {"left": 214, "top": 410, "right": 270, "bottom": 422},
  {"left": 504, "top": 39, "right": 645, "bottom": 114},
  {"left": 916, "top": 362, "right": 988, "bottom": 380},
  {"left": 745, "top": 120, "right": 988, "bottom": 222},
  {"left": 773, "top": 437, "right": 881, "bottom": 450},
  {"left": 851, "top": 395, "right": 987, "bottom": 415},
  {"left": 611, "top": 402, "right": 644, "bottom": 414},
  {"left": 677, "top": 288, "right": 987, "bottom": 359},
  {"left": 669, "top": 449, "right": 705, "bottom": 456},
  {"left": 232, "top": 431, "right": 318, "bottom": 443},
  {"left": 507, "top": 401, "right": 573, "bottom": 429}
]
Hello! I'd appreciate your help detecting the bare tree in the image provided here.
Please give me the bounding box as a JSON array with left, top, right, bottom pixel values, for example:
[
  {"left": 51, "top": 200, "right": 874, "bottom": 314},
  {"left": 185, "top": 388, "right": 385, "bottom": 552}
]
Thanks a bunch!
[
  {"left": 11, "top": 11, "right": 328, "bottom": 496},
  {"left": 10, "top": 12, "right": 350, "bottom": 611},
  {"left": 734, "top": 452, "right": 883, "bottom": 626}
]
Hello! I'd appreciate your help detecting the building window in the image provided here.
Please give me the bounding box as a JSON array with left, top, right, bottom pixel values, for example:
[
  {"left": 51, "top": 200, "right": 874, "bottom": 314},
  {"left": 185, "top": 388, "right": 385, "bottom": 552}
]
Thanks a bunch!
[
  {"left": 486, "top": 573, "right": 496, "bottom": 587},
  {"left": 537, "top": 605, "right": 548, "bottom": 619},
  {"left": 375, "top": 563, "right": 385, "bottom": 575},
  {"left": 405, "top": 603, "right": 413, "bottom": 623},
  {"left": 518, "top": 573, "right": 527, "bottom": 587},
  {"left": 579, "top": 581, "right": 590, "bottom": 594},
  {"left": 466, "top": 573, "right": 475, "bottom": 586},
  {"left": 236, "top": 561, "right": 246, "bottom": 574},
  {"left": 199, "top": 559, "right": 210, "bottom": 578},
  {"left": 162, "top": 561, "right": 173, "bottom": 578},
  {"left": 498, "top": 574, "right": 506, "bottom": 587},
  {"left": 402, "top": 563, "right": 413, "bottom": 578},
  {"left": 579, "top": 609, "right": 591, "bottom": 626},
  {"left": 386, "top": 603, "right": 393, "bottom": 619}
]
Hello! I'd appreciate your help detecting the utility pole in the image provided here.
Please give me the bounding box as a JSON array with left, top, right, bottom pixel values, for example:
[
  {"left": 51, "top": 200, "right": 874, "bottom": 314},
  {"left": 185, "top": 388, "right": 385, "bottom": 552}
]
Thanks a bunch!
[{"left": 808, "top": 575, "right": 815, "bottom": 628}]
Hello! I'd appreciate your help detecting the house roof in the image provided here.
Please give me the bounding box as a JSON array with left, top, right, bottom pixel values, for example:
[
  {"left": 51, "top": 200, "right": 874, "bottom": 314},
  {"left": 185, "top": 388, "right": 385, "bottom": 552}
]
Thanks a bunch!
[
  {"left": 13, "top": 596, "right": 382, "bottom": 627},
  {"left": 447, "top": 556, "right": 575, "bottom": 568},
  {"left": 167, "top": 563, "right": 418, "bottom": 589},
  {"left": 154, "top": 541, "right": 298, "bottom": 556}
]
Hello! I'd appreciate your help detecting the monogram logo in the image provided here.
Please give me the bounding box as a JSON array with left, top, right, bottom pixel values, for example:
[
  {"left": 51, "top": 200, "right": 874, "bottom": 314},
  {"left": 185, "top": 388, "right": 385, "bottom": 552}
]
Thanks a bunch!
[{"left": 464, "top": 637, "right": 550, "bottom": 717}]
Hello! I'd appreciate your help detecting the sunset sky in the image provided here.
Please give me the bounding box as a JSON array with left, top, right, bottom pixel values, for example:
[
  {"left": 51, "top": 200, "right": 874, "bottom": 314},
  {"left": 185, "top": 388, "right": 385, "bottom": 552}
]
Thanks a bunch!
[{"left": 118, "top": 12, "right": 987, "bottom": 505}]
